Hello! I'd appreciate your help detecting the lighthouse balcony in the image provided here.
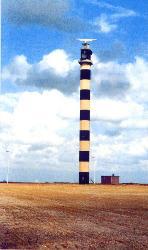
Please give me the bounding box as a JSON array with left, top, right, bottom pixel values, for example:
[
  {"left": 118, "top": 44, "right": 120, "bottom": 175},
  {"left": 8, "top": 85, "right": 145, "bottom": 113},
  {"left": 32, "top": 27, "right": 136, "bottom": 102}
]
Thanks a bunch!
[{"left": 78, "top": 59, "right": 93, "bottom": 65}]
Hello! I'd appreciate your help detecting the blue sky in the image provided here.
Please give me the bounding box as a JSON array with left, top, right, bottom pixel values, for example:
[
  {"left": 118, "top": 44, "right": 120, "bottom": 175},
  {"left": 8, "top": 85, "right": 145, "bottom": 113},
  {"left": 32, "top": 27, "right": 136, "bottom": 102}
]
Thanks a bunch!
[
  {"left": 1, "top": 0, "right": 148, "bottom": 183},
  {"left": 2, "top": 0, "right": 148, "bottom": 66}
]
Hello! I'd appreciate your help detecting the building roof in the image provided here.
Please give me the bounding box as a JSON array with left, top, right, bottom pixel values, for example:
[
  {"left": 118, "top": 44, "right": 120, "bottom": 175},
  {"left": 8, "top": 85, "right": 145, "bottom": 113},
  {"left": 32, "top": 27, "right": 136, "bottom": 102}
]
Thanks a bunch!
[{"left": 101, "top": 175, "right": 120, "bottom": 177}]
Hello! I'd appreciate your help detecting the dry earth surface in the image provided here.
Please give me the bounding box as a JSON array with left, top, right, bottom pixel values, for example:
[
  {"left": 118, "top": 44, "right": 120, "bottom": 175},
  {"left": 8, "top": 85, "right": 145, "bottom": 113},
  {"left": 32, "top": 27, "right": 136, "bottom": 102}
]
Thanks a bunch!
[{"left": 0, "top": 184, "right": 148, "bottom": 249}]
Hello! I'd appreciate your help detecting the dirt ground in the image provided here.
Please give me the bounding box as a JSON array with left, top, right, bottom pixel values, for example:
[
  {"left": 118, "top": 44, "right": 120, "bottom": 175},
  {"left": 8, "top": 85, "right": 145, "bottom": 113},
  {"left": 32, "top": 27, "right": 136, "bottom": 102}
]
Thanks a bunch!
[{"left": 0, "top": 184, "right": 148, "bottom": 249}]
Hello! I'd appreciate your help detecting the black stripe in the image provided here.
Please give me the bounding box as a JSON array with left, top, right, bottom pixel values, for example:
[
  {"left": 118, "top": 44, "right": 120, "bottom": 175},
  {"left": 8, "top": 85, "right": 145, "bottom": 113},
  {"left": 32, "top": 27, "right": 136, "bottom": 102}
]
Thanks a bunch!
[
  {"left": 80, "top": 69, "right": 91, "bottom": 80},
  {"left": 80, "top": 110, "right": 90, "bottom": 120},
  {"left": 80, "top": 130, "right": 90, "bottom": 141},
  {"left": 79, "top": 151, "right": 89, "bottom": 161},
  {"left": 79, "top": 172, "right": 89, "bottom": 184},
  {"left": 80, "top": 90, "right": 90, "bottom": 100}
]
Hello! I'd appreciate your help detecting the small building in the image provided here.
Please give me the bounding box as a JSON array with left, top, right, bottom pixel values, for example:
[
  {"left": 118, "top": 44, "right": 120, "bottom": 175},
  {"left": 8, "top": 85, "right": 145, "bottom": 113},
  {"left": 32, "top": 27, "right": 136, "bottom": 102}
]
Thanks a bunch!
[{"left": 101, "top": 174, "right": 119, "bottom": 184}]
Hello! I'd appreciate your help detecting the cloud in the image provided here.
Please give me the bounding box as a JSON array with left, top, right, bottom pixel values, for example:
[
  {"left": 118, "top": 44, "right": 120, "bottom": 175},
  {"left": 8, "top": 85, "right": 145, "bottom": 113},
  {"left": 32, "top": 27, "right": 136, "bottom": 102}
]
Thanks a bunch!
[
  {"left": 94, "top": 14, "right": 117, "bottom": 33},
  {"left": 0, "top": 90, "right": 79, "bottom": 181},
  {"left": 90, "top": 0, "right": 137, "bottom": 17},
  {"left": 128, "top": 137, "right": 148, "bottom": 157},
  {"left": 91, "top": 0, "right": 137, "bottom": 33},
  {"left": 120, "top": 119, "right": 148, "bottom": 129},
  {"left": 92, "top": 55, "right": 148, "bottom": 103},
  {"left": 2, "top": 50, "right": 79, "bottom": 93},
  {"left": 126, "top": 57, "right": 148, "bottom": 90},
  {"left": 2, "top": 55, "right": 31, "bottom": 82},
  {"left": 92, "top": 55, "right": 129, "bottom": 98},
  {"left": 2, "top": 50, "right": 148, "bottom": 101},
  {"left": 92, "top": 98, "right": 143, "bottom": 122},
  {"left": 97, "top": 42, "right": 125, "bottom": 62},
  {"left": 91, "top": 130, "right": 148, "bottom": 168},
  {"left": 98, "top": 80, "right": 129, "bottom": 97},
  {"left": 2, "top": 0, "right": 85, "bottom": 32},
  {"left": 0, "top": 90, "right": 79, "bottom": 144},
  {"left": 2, "top": 0, "right": 138, "bottom": 34}
]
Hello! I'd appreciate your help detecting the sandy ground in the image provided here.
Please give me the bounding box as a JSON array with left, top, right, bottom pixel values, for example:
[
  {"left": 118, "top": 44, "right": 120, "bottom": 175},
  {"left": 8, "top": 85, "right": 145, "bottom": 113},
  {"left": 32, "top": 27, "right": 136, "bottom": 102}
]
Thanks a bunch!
[{"left": 0, "top": 184, "right": 148, "bottom": 249}]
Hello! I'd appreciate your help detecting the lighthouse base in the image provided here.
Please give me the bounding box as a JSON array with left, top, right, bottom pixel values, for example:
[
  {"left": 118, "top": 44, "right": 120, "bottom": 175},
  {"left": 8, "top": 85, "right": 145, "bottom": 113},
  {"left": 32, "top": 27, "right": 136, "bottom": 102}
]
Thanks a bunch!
[{"left": 79, "top": 172, "right": 89, "bottom": 184}]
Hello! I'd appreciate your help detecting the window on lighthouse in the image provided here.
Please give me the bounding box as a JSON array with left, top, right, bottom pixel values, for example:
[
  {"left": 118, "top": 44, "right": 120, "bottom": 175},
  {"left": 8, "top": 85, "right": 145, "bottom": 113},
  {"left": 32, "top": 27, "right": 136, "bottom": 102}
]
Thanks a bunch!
[
  {"left": 82, "top": 51, "right": 87, "bottom": 59},
  {"left": 81, "top": 49, "right": 92, "bottom": 60}
]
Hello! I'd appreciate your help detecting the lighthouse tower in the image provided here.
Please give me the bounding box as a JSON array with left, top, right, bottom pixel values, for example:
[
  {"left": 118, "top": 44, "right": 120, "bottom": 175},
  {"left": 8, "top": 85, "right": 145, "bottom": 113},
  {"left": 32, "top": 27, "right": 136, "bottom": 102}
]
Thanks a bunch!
[{"left": 78, "top": 39, "right": 95, "bottom": 184}]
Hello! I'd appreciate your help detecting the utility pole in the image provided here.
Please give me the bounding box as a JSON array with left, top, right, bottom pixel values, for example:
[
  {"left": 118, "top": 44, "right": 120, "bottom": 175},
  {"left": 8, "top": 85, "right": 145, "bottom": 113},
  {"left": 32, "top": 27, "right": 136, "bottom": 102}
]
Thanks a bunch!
[
  {"left": 92, "top": 155, "right": 96, "bottom": 184},
  {"left": 6, "top": 150, "right": 10, "bottom": 184}
]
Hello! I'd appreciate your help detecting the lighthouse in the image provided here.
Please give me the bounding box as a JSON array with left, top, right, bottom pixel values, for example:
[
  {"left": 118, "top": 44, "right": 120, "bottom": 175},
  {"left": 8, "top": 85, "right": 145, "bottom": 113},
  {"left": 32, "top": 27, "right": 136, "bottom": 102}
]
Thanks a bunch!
[{"left": 78, "top": 39, "right": 95, "bottom": 184}]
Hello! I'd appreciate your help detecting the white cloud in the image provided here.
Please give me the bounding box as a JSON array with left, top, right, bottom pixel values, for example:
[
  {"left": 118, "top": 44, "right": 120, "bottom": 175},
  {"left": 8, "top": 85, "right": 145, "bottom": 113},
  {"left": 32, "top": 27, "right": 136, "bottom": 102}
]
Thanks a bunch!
[
  {"left": 139, "top": 160, "right": 148, "bottom": 171},
  {"left": 0, "top": 110, "right": 13, "bottom": 128},
  {"left": 92, "top": 1, "right": 137, "bottom": 33},
  {"left": 90, "top": 0, "right": 137, "bottom": 17},
  {"left": 128, "top": 138, "right": 148, "bottom": 157},
  {"left": 125, "top": 57, "right": 148, "bottom": 103},
  {"left": 120, "top": 119, "right": 148, "bottom": 129},
  {"left": 94, "top": 14, "right": 117, "bottom": 33},
  {"left": 0, "top": 90, "right": 79, "bottom": 145},
  {"left": 91, "top": 133, "right": 148, "bottom": 171},
  {"left": 126, "top": 57, "right": 148, "bottom": 90},
  {"left": 0, "top": 90, "right": 79, "bottom": 181},
  {"left": 3, "top": 50, "right": 146, "bottom": 101},
  {"left": 5, "top": 50, "right": 148, "bottom": 100},
  {"left": 38, "top": 49, "right": 75, "bottom": 76},
  {"left": 92, "top": 55, "right": 148, "bottom": 104},
  {"left": 92, "top": 98, "right": 143, "bottom": 122},
  {"left": 2, "top": 55, "right": 31, "bottom": 82},
  {"left": 93, "top": 56, "right": 125, "bottom": 80},
  {"left": 2, "top": 49, "right": 78, "bottom": 93}
]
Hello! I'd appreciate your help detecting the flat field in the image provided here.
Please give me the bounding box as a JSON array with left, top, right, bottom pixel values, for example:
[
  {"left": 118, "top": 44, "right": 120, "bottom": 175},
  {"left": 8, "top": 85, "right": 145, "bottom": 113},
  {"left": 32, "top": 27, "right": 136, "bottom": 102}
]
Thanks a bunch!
[{"left": 0, "top": 184, "right": 148, "bottom": 249}]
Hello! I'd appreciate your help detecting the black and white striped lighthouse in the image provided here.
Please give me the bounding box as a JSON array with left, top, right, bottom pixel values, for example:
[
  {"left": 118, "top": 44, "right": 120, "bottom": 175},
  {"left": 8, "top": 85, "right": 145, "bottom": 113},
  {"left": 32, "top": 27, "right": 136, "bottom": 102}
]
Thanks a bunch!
[{"left": 78, "top": 39, "right": 95, "bottom": 184}]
